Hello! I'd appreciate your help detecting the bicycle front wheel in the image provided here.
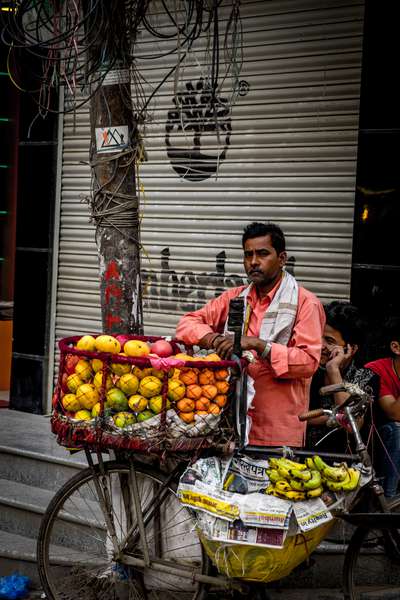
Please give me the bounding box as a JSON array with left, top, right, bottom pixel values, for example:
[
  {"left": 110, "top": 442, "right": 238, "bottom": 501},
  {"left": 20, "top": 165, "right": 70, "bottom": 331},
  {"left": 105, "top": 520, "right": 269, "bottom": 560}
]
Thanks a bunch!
[
  {"left": 343, "top": 496, "right": 400, "bottom": 599},
  {"left": 37, "top": 460, "right": 209, "bottom": 600}
]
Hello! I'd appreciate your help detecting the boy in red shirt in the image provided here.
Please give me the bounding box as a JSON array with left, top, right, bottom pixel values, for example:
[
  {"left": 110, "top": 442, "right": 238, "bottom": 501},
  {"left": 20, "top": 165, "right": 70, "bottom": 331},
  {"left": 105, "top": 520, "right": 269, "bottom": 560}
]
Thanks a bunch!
[{"left": 366, "top": 317, "right": 400, "bottom": 497}]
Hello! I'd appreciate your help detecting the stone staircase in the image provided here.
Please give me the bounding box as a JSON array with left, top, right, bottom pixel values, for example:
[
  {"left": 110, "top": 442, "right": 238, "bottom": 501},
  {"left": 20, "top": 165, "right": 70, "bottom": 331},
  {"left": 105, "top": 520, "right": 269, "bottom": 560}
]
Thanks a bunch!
[
  {"left": 0, "top": 409, "right": 350, "bottom": 594},
  {"left": 0, "top": 409, "right": 88, "bottom": 588}
]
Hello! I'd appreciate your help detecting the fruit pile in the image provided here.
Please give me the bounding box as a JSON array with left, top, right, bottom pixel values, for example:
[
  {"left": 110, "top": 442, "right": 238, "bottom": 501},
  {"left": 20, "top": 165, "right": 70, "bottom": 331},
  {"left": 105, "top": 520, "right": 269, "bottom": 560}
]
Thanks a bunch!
[
  {"left": 265, "top": 456, "right": 361, "bottom": 501},
  {"left": 57, "top": 334, "right": 231, "bottom": 430}
]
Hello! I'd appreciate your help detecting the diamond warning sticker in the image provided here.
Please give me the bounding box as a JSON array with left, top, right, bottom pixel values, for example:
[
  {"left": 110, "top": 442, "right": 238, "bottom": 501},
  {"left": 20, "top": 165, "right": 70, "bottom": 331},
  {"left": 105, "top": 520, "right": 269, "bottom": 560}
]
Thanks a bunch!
[{"left": 95, "top": 125, "right": 129, "bottom": 153}]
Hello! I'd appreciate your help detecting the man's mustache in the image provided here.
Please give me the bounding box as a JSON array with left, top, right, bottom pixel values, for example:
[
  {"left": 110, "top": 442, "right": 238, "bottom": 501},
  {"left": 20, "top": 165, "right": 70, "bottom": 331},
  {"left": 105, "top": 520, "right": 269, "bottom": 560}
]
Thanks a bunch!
[{"left": 249, "top": 269, "right": 263, "bottom": 275}]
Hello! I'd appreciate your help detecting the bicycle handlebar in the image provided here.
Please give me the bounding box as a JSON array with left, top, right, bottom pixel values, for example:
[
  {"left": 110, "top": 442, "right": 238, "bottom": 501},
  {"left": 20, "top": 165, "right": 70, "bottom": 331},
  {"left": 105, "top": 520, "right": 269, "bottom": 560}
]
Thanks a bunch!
[{"left": 298, "top": 408, "right": 325, "bottom": 421}]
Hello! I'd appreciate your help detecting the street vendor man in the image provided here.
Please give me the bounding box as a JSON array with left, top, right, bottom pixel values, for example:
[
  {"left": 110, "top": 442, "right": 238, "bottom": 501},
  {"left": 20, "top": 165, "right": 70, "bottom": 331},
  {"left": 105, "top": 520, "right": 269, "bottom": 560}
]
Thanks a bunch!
[{"left": 176, "top": 222, "right": 325, "bottom": 447}]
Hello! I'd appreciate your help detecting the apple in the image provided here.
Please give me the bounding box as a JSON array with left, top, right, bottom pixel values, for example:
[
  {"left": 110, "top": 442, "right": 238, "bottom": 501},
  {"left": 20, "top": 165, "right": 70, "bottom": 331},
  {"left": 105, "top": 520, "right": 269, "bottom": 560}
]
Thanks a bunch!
[
  {"left": 65, "top": 354, "right": 80, "bottom": 375},
  {"left": 115, "top": 334, "right": 132, "bottom": 347},
  {"left": 150, "top": 339, "right": 173, "bottom": 358}
]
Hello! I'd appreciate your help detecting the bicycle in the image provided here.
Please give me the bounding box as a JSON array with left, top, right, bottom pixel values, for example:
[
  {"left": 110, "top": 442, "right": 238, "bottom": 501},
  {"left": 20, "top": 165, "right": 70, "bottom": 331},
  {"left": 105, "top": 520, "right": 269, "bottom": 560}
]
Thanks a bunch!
[{"left": 37, "top": 382, "right": 400, "bottom": 600}]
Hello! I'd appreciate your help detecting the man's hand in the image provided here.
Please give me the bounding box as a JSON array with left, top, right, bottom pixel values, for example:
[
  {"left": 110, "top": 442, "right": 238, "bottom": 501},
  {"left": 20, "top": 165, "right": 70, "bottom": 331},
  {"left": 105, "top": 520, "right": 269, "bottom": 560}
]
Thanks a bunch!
[
  {"left": 214, "top": 335, "right": 266, "bottom": 359},
  {"left": 326, "top": 344, "right": 349, "bottom": 373},
  {"left": 214, "top": 334, "right": 234, "bottom": 359}
]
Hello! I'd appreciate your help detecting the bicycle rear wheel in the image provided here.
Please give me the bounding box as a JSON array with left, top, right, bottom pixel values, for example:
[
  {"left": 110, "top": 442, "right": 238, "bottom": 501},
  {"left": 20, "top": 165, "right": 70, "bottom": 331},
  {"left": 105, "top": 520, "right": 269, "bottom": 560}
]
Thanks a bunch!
[
  {"left": 37, "top": 460, "right": 209, "bottom": 600},
  {"left": 343, "top": 496, "right": 400, "bottom": 599}
]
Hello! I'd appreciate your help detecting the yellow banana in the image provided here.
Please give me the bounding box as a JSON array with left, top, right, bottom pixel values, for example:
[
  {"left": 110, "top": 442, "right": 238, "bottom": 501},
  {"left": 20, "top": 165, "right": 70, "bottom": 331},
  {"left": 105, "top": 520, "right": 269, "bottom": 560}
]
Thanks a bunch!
[
  {"left": 304, "top": 470, "right": 322, "bottom": 490},
  {"left": 306, "top": 486, "right": 324, "bottom": 498},
  {"left": 266, "top": 469, "right": 281, "bottom": 484},
  {"left": 269, "top": 457, "right": 307, "bottom": 471},
  {"left": 313, "top": 455, "right": 329, "bottom": 472},
  {"left": 305, "top": 457, "right": 316, "bottom": 470},
  {"left": 275, "top": 480, "right": 292, "bottom": 492},
  {"left": 314, "top": 456, "right": 348, "bottom": 482},
  {"left": 290, "top": 468, "right": 312, "bottom": 481},
  {"left": 284, "top": 490, "right": 306, "bottom": 501},
  {"left": 290, "top": 478, "right": 305, "bottom": 491},
  {"left": 265, "top": 484, "right": 275, "bottom": 494},
  {"left": 323, "top": 465, "right": 348, "bottom": 482},
  {"left": 326, "top": 479, "right": 345, "bottom": 492},
  {"left": 279, "top": 458, "right": 308, "bottom": 471},
  {"left": 342, "top": 468, "right": 361, "bottom": 491},
  {"left": 277, "top": 465, "right": 291, "bottom": 480}
]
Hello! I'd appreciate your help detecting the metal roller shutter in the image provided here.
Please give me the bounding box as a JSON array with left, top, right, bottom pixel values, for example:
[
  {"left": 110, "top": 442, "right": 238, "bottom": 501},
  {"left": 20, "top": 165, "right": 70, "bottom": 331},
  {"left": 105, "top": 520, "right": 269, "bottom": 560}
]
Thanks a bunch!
[{"left": 53, "top": 0, "right": 365, "bottom": 346}]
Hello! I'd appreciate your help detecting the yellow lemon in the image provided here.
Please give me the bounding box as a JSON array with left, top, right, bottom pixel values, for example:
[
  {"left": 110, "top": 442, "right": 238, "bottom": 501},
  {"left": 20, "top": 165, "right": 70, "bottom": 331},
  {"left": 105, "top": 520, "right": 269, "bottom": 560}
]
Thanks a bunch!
[
  {"left": 168, "top": 379, "right": 186, "bottom": 402},
  {"left": 94, "top": 335, "right": 121, "bottom": 354},
  {"left": 149, "top": 395, "right": 170, "bottom": 414},
  {"left": 128, "top": 394, "right": 148, "bottom": 412},
  {"left": 76, "top": 384, "right": 99, "bottom": 410},
  {"left": 91, "top": 358, "right": 103, "bottom": 373},
  {"left": 93, "top": 371, "right": 113, "bottom": 391},
  {"left": 117, "top": 373, "right": 139, "bottom": 396},
  {"left": 66, "top": 373, "right": 83, "bottom": 393},
  {"left": 137, "top": 410, "right": 154, "bottom": 422},
  {"left": 124, "top": 340, "right": 150, "bottom": 357},
  {"left": 111, "top": 354, "right": 131, "bottom": 376},
  {"left": 113, "top": 412, "right": 136, "bottom": 428},
  {"left": 151, "top": 368, "right": 165, "bottom": 380},
  {"left": 106, "top": 388, "right": 129, "bottom": 411},
  {"left": 133, "top": 366, "right": 153, "bottom": 380},
  {"left": 74, "top": 409, "right": 92, "bottom": 421},
  {"left": 139, "top": 376, "right": 163, "bottom": 399},
  {"left": 91, "top": 402, "right": 102, "bottom": 417},
  {"left": 62, "top": 394, "right": 81, "bottom": 412},
  {"left": 76, "top": 335, "right": 96, "bottom": 352},
  {"left": 74, "top": 359, "right": 93, "bottom": 382}
]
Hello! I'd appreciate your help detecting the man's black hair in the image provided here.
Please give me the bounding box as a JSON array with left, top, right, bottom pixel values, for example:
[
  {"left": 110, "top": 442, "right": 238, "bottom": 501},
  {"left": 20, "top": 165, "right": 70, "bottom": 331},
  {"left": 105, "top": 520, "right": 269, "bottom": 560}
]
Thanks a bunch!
[
  {"left": 242, "top": 222, "right": 286, "bottom": 254},
  {"left": 324, "top": 301, "right": 366, "bottom": 346},
  {"left": 383, "top": 316, "right": 400, "bottom": 353}
]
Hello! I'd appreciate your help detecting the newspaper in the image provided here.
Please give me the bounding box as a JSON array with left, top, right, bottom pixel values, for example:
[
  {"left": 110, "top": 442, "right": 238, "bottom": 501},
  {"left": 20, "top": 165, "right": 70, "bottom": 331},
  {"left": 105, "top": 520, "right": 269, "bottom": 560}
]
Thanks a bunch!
[
  {"left": 221, "top": 454, "right": 270, "bottom": 493},
  {"left": 196, "top": 512, "right": 288, "bottom": 549},
  {"left": 292, "top": 497, "right": 333, "bottom": 532}
]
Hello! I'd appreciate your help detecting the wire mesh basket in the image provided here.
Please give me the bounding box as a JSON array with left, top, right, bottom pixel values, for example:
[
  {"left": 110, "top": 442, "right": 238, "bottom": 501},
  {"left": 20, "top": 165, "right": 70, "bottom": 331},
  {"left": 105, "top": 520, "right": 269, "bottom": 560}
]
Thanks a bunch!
[{"left": 51, "top": 334, "right": 238, "bottom": 454}]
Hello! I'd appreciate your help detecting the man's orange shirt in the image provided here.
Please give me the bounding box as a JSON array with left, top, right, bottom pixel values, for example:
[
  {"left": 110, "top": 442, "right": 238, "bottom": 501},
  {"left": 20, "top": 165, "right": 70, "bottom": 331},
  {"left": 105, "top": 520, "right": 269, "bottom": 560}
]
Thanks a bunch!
[{"left": 176, "top": 281, "right": 325, "bottom": 447}]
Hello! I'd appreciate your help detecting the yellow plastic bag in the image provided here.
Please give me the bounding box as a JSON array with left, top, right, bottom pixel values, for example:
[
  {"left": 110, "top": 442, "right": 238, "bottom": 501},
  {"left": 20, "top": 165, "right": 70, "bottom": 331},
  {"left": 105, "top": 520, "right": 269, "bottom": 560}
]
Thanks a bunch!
[{"left": 199, "top": 519, "right": 335, "bottom": 583}]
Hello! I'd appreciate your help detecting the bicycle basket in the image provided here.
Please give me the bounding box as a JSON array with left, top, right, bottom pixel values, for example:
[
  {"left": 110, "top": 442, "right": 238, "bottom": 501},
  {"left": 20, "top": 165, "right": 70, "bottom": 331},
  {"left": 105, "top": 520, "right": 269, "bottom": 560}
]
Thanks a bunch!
[{"left": 51, "top": 334, "right": 238, "bottom": 454}]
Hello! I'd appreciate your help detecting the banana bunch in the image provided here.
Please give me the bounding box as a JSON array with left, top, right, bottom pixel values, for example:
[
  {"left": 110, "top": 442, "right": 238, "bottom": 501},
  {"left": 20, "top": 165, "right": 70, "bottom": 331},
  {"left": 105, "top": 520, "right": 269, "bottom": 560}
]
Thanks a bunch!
[
  {"left": 311, "top": 455, "right": 361, "bottom": 492},
  {"left": 265, "top": 457, "right": 324, "bottom": 501},
  {"left": 265, "top": 456, "right": 361, "bottom": 501}
]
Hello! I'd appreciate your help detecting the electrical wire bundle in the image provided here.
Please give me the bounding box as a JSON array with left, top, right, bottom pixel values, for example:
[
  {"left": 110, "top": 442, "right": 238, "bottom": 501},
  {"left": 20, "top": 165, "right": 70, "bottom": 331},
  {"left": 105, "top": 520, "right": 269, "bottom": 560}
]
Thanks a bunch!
[
  {"left": 1, "top": 0, "right": 150, "bottom": 114},
  {"left": 1, "top": 0, "right": 243, "bottom": 121}
]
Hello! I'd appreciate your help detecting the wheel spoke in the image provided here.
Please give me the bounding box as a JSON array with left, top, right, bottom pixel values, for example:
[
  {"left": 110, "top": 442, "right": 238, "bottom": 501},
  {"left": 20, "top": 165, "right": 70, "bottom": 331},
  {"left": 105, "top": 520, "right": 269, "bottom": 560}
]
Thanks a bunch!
[{"left": 38, "top": 462, "right": 208, "bottom": 600}]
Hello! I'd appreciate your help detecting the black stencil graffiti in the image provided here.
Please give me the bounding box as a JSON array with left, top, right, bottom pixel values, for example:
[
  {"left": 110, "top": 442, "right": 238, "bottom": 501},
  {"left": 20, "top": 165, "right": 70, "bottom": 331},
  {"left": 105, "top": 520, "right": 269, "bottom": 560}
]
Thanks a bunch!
[
  {"left": 142, "top": 248, "right": 296, "bottom": 313},
  {"left": 165, "top": 78, "right": 233, "bottom": 181}
]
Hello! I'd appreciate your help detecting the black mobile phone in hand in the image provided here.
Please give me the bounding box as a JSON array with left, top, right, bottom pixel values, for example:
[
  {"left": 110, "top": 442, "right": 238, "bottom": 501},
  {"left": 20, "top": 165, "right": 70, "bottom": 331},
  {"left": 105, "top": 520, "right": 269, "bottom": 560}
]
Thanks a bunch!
[{"left": 228, "top": 297, "right": 244, "bottom": 357}]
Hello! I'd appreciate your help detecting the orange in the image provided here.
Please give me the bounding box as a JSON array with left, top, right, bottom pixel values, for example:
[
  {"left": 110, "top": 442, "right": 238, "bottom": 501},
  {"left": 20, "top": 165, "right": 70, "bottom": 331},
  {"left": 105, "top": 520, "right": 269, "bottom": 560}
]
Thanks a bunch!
[
  {"left": 176, "top": 398, "right": 195, "bottom": 413},
  {"left": 216, "top": 380, "right": 230, "bottom": 394},
  {"left": 214, "top": 394, "right": 228, "bottom": 407},
  {"left": 186, "top": 384, "right": 203, "bottom": 400},
  {"left": 208, "top": 403, "right": 221, "bottom": 415},
  {"left": 204, "top": 353, "right": 221, "bottom": 362},
  {"left": 195, "top": 397, "right": 210, "bottom": 411},
  {"left": 179, "top": 411, "right": 195, "bottom": 423},
  {"left": 215, "top": 368, "right": 229, "bottom": 381},
  {"left": 179, "top": 369, "right": 198, "bottom": 386},
  {"left": 201, "top": 384, "right": 218, "bottom": 400},
  {"left": 196, "top": 410, "right": 209, "bottom": 418},
  {"left": 198, "top": 368, "right": 215, "bottom": 385}
]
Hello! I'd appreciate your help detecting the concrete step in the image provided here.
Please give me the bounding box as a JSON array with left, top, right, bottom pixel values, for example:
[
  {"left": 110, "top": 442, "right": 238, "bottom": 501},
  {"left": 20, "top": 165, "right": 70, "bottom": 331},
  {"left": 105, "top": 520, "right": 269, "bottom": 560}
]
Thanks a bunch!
[
  {"left": 0, "top": 478, "right": 106, "bottom": 548},
  {"left": 0, "top": 410, "right": 88, "bottom": 491},
  {"left": 0, "top": 530, "right": 41, "bottom": 587}
]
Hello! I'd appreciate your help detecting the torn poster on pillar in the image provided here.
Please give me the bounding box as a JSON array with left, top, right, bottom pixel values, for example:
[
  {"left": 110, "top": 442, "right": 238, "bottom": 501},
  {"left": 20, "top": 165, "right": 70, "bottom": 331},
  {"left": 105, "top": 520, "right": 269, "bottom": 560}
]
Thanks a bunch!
[{"left": 96, "top": 125, "right": 129, "bottom": 153}]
